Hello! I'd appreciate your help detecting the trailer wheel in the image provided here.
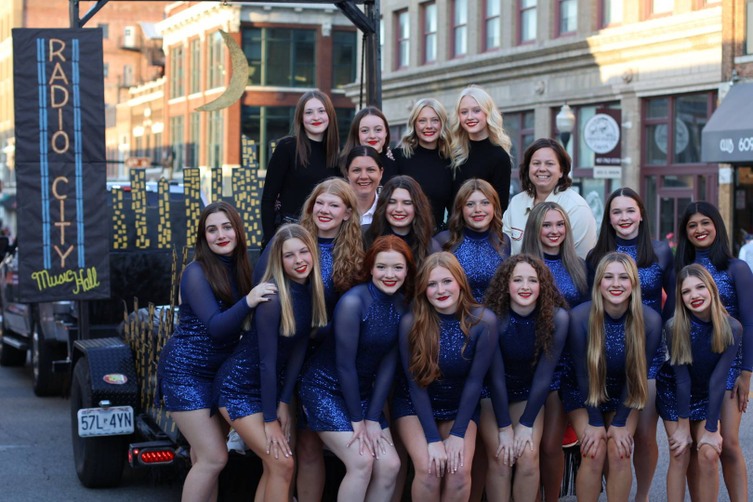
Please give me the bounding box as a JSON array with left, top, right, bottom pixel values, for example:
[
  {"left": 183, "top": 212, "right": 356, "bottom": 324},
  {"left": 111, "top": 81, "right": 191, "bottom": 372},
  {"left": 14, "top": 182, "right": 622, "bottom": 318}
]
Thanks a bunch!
[
  {"left": 0, "top": 321, "right": 27, "bottom": 367},
  {"left": 70, "top": 358, "right": 125, "bottom": 488},
  {"left": 32, "top": 324, "right": 64, "bottom": 396}
]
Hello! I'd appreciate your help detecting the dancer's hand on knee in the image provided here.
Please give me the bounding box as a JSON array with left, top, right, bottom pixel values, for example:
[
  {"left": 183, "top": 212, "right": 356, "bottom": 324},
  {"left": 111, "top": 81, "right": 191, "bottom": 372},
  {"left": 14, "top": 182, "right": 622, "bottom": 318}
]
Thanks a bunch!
[
  {"left": 495, "top": 426, "right": 515, "bottom": 467},
  {"left": 427, "top": 441, "right": 447, "bottom": 477}
]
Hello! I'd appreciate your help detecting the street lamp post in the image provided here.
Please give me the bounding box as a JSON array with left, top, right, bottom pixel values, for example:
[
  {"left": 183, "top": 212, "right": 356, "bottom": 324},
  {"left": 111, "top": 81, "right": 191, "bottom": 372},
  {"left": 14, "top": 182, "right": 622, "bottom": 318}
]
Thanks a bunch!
[{"left": 556, "top": 104, "right": 576, "bottom": 149}]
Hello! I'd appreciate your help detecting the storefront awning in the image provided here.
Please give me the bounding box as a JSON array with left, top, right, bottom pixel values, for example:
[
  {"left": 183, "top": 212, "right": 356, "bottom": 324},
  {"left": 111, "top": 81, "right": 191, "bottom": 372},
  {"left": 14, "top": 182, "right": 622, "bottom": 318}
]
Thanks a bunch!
[{"left": 702, "top": 82, "right": 753, "bottom": 163}]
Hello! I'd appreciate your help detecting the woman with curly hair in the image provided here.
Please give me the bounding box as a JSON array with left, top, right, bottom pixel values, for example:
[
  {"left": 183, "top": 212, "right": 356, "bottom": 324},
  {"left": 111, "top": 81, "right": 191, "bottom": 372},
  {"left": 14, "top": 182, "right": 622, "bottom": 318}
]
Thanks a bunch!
[
  {"left": 435, "top": 178, "right": 510, "bottom": 302},
  {"left": 299, "top": 236, "right": 414, "bottom": 501},
  {"left": 363, "top": 175, "right": 440, "bottom": 267},
  {"left": 478, "top": 255, "right": 568, "bottom": 502},
  {"left": 502, "top": 138, "right": 596, "bottom": 258},
  {"left": 254, "top": 178, "right": 364, "bottom": 501},
  {"left": 341, "top": 106, "right": 398, "bottom": 182},
  {"left": 657, "top": 264, "right": 742, "bottom": 502},
  {"left": 520, "top": 201, "right": 588, "bottom": 502},
  {"left": 674, "top": 201, "right": 753, "bottom": 502},
  {"left": 393, "top": 252, "right": 498, "bottom": 501},
  {"left": 450, "top": 85, "right": 513, "bottom": 211},
  {"left": 585, "top": 187, "right": 675, "bottom": 501},
  {"left": 394, "top": 98, "right": 454, "bottom": 229},
  {"left": 216, "top": 224, "right": 328, "bottom": 502},
  {"left": 563, "top": 252, "right": 662, "bottom": 502}
]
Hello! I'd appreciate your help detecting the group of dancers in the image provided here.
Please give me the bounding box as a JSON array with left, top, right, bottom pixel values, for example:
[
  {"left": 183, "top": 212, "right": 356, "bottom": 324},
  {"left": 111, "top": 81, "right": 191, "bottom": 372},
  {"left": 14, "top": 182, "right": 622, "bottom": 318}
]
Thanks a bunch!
[{"left": 156, "top": 86, "right": 752, "bottom": 502}]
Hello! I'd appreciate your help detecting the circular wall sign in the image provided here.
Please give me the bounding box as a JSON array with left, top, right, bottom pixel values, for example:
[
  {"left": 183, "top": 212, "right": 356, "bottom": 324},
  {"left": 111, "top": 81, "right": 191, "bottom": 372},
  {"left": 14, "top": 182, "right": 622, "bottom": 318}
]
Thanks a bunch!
[{"left": 583, "top": 113, "right": 620, "bottom": 154}]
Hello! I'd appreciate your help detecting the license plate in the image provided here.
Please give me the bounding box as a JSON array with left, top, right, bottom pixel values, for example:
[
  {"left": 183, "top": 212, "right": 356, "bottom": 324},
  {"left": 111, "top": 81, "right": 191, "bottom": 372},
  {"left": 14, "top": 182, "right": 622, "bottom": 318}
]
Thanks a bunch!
[{"left": 77, "top": 406, "right": 134, "bottom": 437}]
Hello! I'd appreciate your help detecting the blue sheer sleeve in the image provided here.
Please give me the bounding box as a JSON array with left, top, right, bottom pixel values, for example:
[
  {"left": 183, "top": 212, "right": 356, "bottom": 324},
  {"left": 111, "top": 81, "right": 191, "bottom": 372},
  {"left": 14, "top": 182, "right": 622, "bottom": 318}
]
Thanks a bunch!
[
  {"left": 568, "top": 303, "right": 604, "bottom": 426},
  {"left": 434, "top": 230, "right": 450, "bottom": 250},
  {"left": 612, "top": 308, "right": 662, "bottom": 427},
  {"left": 334, "top": 290, "right": 369, "bottom": 422},
  {"left": 366, "top": 346, "right": 399, "bottom": 422},
  {"left": 519, "top": 308, "right": 568, "bottom": 427},
  {"left": 449, "top": 309, "right": 499, "bottom": 438},
  {"left": 399, "top": 313, "right": 443, "bottom": 443},
  {"left": 429, "top": 237, "right": 443, "bottom": 254},
  {"left": 655, "top": 241, "right": 676, "bottom": 320},
  {"left": 730, "top": 259, "right": 753, "bottom": 371},
  {"left": 180, "top": 261, "right": 251, "bottom": 344},
  {"left": 280, "top": 330, "right": 309, "bottom": 406},
  {"left": 665, "top": 323, "right": 692, "bottom": 419},
  {"left": 252, "top": 239, "right": 273, "bottom": 285},
  {"left": 255, "top": 294, "right": 283, "bottom": 422},
  {"left": 488, "top": 317, "right": 512, "bottom": 428},
  {"left": 705, "top": 317, "right": 743, "bottom": 432}
]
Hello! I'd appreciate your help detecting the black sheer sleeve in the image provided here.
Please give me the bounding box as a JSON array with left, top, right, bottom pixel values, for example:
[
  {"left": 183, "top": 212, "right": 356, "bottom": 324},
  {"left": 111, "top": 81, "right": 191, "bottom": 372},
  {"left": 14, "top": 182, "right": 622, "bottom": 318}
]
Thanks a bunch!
[{"left": 260, "top": 138, "right": 294, "bottom": 243}]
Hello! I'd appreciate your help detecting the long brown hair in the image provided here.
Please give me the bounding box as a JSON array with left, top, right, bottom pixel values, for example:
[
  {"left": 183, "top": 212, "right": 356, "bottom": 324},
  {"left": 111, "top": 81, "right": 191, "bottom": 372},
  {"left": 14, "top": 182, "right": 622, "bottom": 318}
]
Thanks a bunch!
[
  {"left": 359, "top": 235, "right": 416, "bottom": 299},
  {"left": 300, "top": 178, "right": 364, "bottom": 292},
  {"left": 485, "top": 254, "right": 567, "bottom": 363},
  {"left": 444, "top": 178, "right": 506, "bottom": 254},
  {"left": 409, "top": 252, "right": 480, "bottom": 387},
  {"left": 293, "top": 90, "right": 340, "bottom": 168},
  {"left": 586, "top": 252, "right": 647, "bottom": 409},
  {"left": 366, "top": 175, "right": 435, "bottom": 265},
  {"left": 261, "top": 224, "right": 328, "bottom": 336},
  {"left": 668, "top": 264, "right": 733, "bottom": 364},
  {"left": 521, "top": 201, "right": 587, "bottom": 297},
  {"left": 193, "top": 201, "right": 253, "bottom": 306}
]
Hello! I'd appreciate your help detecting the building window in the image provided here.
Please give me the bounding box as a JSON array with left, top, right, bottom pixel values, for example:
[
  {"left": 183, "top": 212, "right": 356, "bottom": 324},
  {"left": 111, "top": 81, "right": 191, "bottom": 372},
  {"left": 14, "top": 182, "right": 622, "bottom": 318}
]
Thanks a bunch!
[
  {"left": 452, "top": 0, "right": 468, "bottom": 57},
  {"left": 332, "top": 31, "right": 357, "bottom": 89},
  {"left": 190, "top": 38, "right": 201, "bottom": 94},
  {"left": 558, "top": 0, "right": 577, "bottom": 35},
  {"left": 169, "top": 116, "right": 185, "bottom": 170},
  {"left": 502, "top": 110, "right": 535, "bottom": 195},
  {"left": 395, "top": 10, "right": 410, "bottom": 69},
  {"left": 103, "top": 63, "right": 109, "bottom": 78},
  {"left": 483, "top": 0, "right": 501, "bottom": 51},
  {"left": 188, "top": 112, "right": 200, "bottom": 168},
  {"left": 422, "top": 2, "right": 438, "bottom": 64},
  {"left": 98, "top": 23, "right": 109, "bottom": 39},
  {"left": 520, "top": 0, "right": 537, "bottom": 43},
  {"left": 169, "top": 46, "right": 184, "bottom": 97},
  {"left": 152, "top": 132, "right": 163, "bottom": 164},
  {"left": 207, "top": 110, "right": 224, "bottom": 168},
  {"left": 747, "top": 1, "right": 753, "bottom": 55},
  {"left": 601, "top": 0, "right": 623, "bottom": 27},
  {"left": 122, "top": 64, "right": 134, "bottom": 88},
  {"left": 380, "top": 18, "right": 385, "bottom": 72},
  {"left": 243, "top": 28, "right": 316, "bottom": 87},
  {"left": 208, "top": 31, "right": 224, "bottom": 89},
  {"left": 242, "top": 105, "right": 296, "bottom": 169},
  {"left": 650, "top": 0, "right": 673, "bottom": 15}
]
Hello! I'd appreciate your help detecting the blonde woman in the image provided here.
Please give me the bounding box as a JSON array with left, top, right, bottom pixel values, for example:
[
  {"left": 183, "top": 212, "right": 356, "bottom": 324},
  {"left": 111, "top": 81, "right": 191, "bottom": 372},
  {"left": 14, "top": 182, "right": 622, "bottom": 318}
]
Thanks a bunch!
[
  {"left": 657, "top": 264, "right": 742, "bottom": 502},
  {"left": 450, "top": 85, "right": 513, "bottom": 212},
  {"left": 394, "top": 98, "right": 454, "bottom": 229},
  {"left": 563, "top": 252, "right": 662, "bottom": 502},
  {"left": 216, "top": 224, "right": 327, "bottom": 502},
  {"left": 254, "top": 178, "right": 365, "bottom": 502}
]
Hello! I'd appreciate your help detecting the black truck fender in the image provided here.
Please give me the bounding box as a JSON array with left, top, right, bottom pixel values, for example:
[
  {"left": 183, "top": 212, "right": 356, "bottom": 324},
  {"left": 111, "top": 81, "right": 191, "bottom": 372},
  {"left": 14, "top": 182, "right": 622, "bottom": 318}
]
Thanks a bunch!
[{"left": 71, "top": 337, "right": 139, "bottom": 410}]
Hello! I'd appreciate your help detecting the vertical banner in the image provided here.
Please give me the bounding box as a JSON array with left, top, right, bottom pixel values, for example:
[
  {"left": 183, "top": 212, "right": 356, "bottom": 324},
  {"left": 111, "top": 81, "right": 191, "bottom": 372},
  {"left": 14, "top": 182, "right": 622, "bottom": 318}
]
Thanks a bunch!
[{"left": 13, "top": 28, "right": 109, "bottom": 301}]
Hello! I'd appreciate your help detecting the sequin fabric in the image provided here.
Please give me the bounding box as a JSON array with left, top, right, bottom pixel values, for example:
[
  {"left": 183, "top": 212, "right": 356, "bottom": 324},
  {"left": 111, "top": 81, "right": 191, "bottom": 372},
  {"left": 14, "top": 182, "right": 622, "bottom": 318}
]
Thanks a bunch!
[
  {"left": 453, "top": 228, "right": 506, "bottom": 302},
  {"left": 601, "top": 313, "right": 629, "bottom": 414},
  {"left": 501, "top": 311, "right": 538, "bottom": 403},
  {"left": 299, "top": 282, "right": 402, "bottom": 431},
  {"left": 694, "top": 250, "right": 741, "bottom": 389},
  {"left": 616, "top": 238, "right": 668, "bottom": 377},
  {"left": 217, "top": 281, "right": 313, "bottom": 421}
]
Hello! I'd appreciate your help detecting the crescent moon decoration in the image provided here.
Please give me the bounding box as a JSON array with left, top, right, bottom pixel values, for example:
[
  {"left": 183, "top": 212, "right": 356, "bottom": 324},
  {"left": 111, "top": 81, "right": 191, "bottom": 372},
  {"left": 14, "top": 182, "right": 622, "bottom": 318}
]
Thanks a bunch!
[{"left": 195, "top": 30, "right": 249, "bottom": 112}]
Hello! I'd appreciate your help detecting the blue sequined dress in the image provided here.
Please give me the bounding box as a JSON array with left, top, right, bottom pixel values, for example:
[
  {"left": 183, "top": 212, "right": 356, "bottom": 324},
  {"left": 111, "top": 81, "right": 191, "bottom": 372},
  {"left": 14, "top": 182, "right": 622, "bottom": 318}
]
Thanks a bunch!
[
  {"left": 435, "top": 228, "right": 510, "bottom": 302},
  {"left": 157, "top": 258, "right": 252, "bottom": 411},
  {"left": 489, "top": 308, "right": 568, "bottom": 427},
  {"left": 396, "top": 308, "right": 498, "bottom": 443},
  {"left": 543, "top": 252, "right": 588, "bottom": 392},
  {"left": 693, "top": 249, "right": 753, "bottom": 388},
  {"left": 299, "top": 282, "right": 406, "bottom": 431},
  {"left": 564, "top": 301, "right": 662, "bottom": 427},
  {"left": 216, "top": 280, "right": 313, "bottom": 421},
  {"left": 656, "top": 315, "right": 742, "bottom": 431}
]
